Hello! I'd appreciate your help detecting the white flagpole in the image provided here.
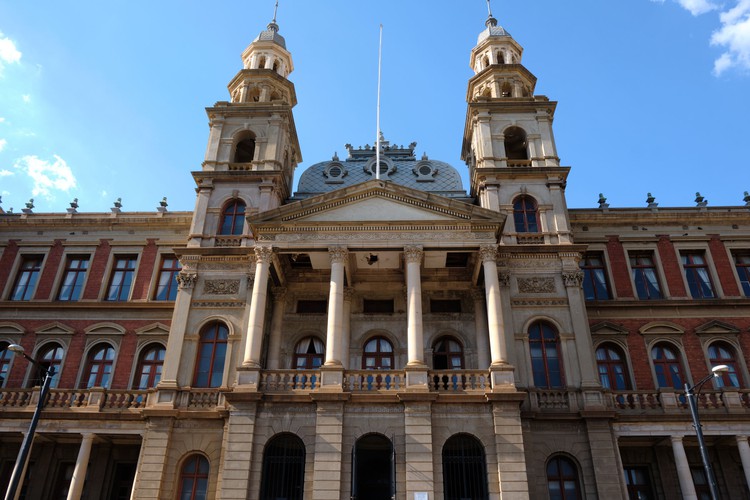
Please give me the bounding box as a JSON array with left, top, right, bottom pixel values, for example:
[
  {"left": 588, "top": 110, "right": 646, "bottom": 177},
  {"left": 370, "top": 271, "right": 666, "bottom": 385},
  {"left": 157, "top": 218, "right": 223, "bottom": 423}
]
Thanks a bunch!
[{"left": 376, "top": 24, "right": 383, "bottom": 180}]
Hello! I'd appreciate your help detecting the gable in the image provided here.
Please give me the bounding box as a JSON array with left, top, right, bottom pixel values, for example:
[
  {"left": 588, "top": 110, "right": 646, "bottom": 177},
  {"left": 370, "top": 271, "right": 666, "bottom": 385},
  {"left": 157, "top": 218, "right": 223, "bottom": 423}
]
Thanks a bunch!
[{"left": 294, "top": 195, "right": 457, "bottom": 222}]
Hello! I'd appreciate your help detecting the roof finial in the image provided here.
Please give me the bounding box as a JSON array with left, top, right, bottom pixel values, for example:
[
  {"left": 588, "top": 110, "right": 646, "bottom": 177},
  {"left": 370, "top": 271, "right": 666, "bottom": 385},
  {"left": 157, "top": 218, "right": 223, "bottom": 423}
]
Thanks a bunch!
[
  {"left": 485, "top": 0, "right": 498, "bottom": 27},
  {"left": 267, "top": 0, "right": 280, "bottom": 32},
  {"left": 272, "top": 0, "right": 279, "bottom": 23}
]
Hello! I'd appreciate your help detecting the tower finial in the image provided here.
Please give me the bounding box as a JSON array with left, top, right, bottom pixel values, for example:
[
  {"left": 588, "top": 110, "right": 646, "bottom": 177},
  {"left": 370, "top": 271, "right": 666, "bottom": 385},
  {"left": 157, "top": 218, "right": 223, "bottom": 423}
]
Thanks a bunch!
[
  {"left": 272, "top": 0, "right": 279, "bottom": 23},
  {"left": 485, "top": 0, "right": 498, "bottom": 28},
  {"left": 267, "top": 0, "right": 280, "bottom": 32}
]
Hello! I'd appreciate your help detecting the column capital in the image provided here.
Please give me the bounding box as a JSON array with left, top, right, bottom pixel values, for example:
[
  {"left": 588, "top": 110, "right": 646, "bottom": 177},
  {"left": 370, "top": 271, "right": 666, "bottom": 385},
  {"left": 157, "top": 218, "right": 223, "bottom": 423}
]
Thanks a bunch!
[
  {"left": 670, "top": 435, "right": 685, "bottom": 444},
  {"left": 254, "top": 245, "right": 274, "bottom": 264},
  {"left": 403, "top": 245, "right": 424, "bottom": 264},
  {"left": 328, "top": 246, "right": 349, "bottom": 264},
  {"left": 176, "top": 271, "right": 197, "bottom": 289},
  {"left": 562, "top": 270, "right": 584, "bottom": 288},
  {"left": 479, "top": 244, "right": 498, "bottom": 263}
]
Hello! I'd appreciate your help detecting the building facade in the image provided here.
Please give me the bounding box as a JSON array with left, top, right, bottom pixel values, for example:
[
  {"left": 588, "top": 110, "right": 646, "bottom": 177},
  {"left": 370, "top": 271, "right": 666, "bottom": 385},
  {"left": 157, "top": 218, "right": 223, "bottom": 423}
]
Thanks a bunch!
[{"left": 1, "top": 11, "right": 750, "bottom": 500}]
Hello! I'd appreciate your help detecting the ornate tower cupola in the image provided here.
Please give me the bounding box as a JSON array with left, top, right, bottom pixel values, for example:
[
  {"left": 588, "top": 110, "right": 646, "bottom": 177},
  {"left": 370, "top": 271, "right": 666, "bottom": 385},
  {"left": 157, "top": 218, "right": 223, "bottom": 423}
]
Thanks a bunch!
[
  {"left": 462, "top": 6, "right": 570, "bottom": 245},
  {"left": 189, "top": 5, "right": 301, "bottom": 247}
]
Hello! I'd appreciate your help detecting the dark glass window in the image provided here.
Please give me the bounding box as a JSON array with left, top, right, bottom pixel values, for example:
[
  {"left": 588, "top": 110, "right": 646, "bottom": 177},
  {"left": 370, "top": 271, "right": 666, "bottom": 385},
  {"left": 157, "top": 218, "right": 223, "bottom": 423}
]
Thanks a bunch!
[
  {"left": 296, "top": 300, "right": 327, "bottom": 314},
  {"left": 513, "top": 196, "right": 539, "bottom": 233},
  {"left": 432, "top": 337, "right": 464, "bottom": 370},
  {"left": 57, "top": 255, "right": 89, "bottom": 301},
  {"left": 134, "top": 344, "right": 166, "bottom": 389},
  {"left": 293, "top": 337, "right": 324, "bottom": 369},
  {"left": 220, "top": 200, "right": 246, "bottom": 236},
  {"left": 651, "top": 343, "right": 685, "bottom": 389},
  {"left": 363, "top": 337, "right": 394, "bottom": 369},
  {"left": 106, "top": 255, "right": 138, "bottom": 301},
  {"left": 630, "top": 252, "right": 662, "bottom": 300},
  {"left": 31, "top": 343, "right": 63, "bottom": 388},
  {"left": 353, "top": 434, "right": 394, "bottom": 500},
  {"left": 10, "top": 255, "right": 43, "bottom": 301},
  {"left": 153, "top": 255, "right": 181, "bottom": 301},
  {"left": 681, "top": 252, "right": 715, "bottom": 299},
  {"left": 442, "top": 434, "right": 489, "bottom": 500},
  {"left": 546, "top": 455, "right": 582, "bottom": 500},
  {"left": 363, "top": 299, "right": 394, "bottom": 314},
  {"left": 81, "top": 344, "right": 116, "bottom": 388},
  {"left": 734, "top": 252, "right": 750, "bottom": 297},
  {"left": 0, "top": 343, "right": 12, "bottom": 387},
  {"left": 260, "top": 434, "right": 305, "bottom": 500},
  {"left": 529, "top": 321, "right": 564, "bottom": 388},
  {"left": 430, "top": 300, "right": 462, "bottom": 313},
  {"left": 624, "top": 467, "right": 655, "bottom": 500},
  {"left": 178, "top": 455, "right": 209, "bottom": 500},
  {"left": 193, "top": 322, "right": 228, "bottom": 388},
  {"left": 596, "top": 344, "right": 631, "bottom": 390},
  {"left": 708, "top": 342, "right": 743, "bottom": 388},
  {"left": 581, "top": 252, "right": 611, "bottom": 300}
]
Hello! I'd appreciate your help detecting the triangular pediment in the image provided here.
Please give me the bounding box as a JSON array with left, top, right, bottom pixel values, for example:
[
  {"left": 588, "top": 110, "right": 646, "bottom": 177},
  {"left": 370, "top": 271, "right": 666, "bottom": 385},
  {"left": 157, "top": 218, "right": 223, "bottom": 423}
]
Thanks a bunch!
[
  {"left": 36, "top": 322, "right": 75, "bottom": 336},
  {"left": 695, "top": 320, "right": 740, "bottom": 335}
]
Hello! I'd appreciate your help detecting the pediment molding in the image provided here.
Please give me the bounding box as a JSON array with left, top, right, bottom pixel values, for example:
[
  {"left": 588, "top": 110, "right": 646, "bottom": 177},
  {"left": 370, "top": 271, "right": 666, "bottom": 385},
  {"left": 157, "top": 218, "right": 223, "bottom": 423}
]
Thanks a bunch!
[
  {"left": 36, "top": 322, "right": 75, "bottom": 336},
  {"left": 695, "top": 320, "right": 740, "bottom": 336}
]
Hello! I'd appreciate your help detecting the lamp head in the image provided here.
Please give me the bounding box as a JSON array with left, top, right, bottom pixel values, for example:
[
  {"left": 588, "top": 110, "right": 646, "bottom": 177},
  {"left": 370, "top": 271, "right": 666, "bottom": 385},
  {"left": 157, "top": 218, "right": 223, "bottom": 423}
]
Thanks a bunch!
[
  {"left": 711, "top": 364, "right": 730, "bottom": 376},
  {"left": 7, "top": 344, "right": 25, "bottom": 355}
]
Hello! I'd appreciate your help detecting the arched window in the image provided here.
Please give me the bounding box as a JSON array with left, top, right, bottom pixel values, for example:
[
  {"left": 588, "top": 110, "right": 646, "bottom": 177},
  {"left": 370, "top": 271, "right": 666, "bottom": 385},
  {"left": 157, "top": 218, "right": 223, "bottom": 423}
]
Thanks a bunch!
[
  {"left": 219, "top": 200, "right": 246, "bottom": 236},
  {"left": 442, "top": 434, "right": 488, "bottom": 500},
  {"left": 353, "top": 434, "right": 394, "bottom": 500},
  {"left": 233, "top": 136, "right": 256, "bottom": 163},
  {"left": 482, "top": 55, "right": 489, "bottom": 69},
  {"left": 193, "top": 322, "right": 228, "bottom": 388},
  {"left": 513, "top": 195, "right": 539, "bottom": 233},
  {"left": 504, "top": 126, "right": 528, "bottom": 160},
  {"left": 178, "top": 454, "right": 209, "bottom": 500},
  {"left": 595, "top": 343, "right": 631, "bottom": 390},
  {"left": 0, "top": 342, "right": 12, "bottom": 387},
  {"left": 31, "top": 343, "right": 64, "bottom": 388},
  {"left": 528, "top": 321, "right": 564, "bottom": 388},
  {"left": 260, "top": 433, "right": 305, "bottom": 500},
  {"left": 501, "top": 82, "right": 512, "bottom": 97},
  {"left": 546, "top": 455, "right": 582, "bottom": 500},
  {"left": 708, "top": 342, "right": 743, "bottom": 388},
  {"left": 432, "top": 337, "right": 464, "bottom": 370},
  {"left": 81, "top": 343, "right": 116, "bottom": 388},
  {"left": 651, "top": 343, "right": 685, "bottom": 389},
  {"left": 496, "top": 51, "right": 505, "bottom": 64},
  {"left": 293, "top": 337, "right": 324, "bottom": 369},
  {"left": 133, "top": 344, "right": 166, "bottom": 389},
  {"left": 362, "top": 336, "right": 394, "bottom": 369}
]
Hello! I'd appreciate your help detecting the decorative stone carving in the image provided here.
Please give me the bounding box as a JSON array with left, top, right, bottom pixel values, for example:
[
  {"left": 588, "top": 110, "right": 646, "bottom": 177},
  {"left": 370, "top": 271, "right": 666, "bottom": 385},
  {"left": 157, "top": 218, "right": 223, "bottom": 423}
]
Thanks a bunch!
[
  {"left": 246, "top": 275, "right": 255, "bottom": 290},
  {"left": 274, "top": 231, "right": 495, "bottom": 242},
  {"left": 328, "top": 246, "right": 349, "bottom": 264},
  {"left": 403, "top": 245, "right": 424, "bottom": 264},
  {"left": 191, "top": 301, "right": 244, "bottom": 308},
  {"left": 511, "top": 299, "right": 568, "bottom": 307},
  {"left": 479, "top": 245, "right": 498, "bottom": 263},
  {"left": 254, "top": 245, "right": 274, "bottom": 264},
  {"left": 498, "top": 271, "right": 511, "bottom": 287},
  {"left": 203, "top": 280, "right": 240, "bottom": 295},
  {"left": 517, "top": 277, "right": 556, "bottom": 294},
  {"left": 562, "top": 271, "right": 584, "bottom": 288},
  {"left": 176, "top": 272, "right": 197, "bottom": 290}
]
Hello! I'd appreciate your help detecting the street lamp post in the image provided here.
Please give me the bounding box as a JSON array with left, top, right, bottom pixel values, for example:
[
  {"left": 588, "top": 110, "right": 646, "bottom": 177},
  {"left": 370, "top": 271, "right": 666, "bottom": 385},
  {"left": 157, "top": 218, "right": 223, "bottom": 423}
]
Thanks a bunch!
[
  {"left": 684, "top": 364, "right": 729, "bottom": 500},
  {"left": 4, "top": 344, "right": 56, "bottom": 500}
]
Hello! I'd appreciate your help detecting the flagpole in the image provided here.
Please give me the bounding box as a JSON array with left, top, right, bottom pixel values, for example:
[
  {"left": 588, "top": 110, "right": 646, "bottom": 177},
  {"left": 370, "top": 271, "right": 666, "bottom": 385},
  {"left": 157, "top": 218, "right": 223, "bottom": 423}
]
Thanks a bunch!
[{"left": 376, "top": 24, "right": 383, "bottom": 181}]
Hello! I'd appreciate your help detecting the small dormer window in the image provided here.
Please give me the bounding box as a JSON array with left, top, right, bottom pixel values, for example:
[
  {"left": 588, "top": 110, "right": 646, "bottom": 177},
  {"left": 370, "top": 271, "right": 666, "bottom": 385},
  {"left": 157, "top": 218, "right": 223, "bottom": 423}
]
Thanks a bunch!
[
  {"left": 324, "top": 162, "right": 347, "bottom": 184},
  {"left": 364, "top": 156, "right": 394, "bottom": 179},
  {"left": 413, "top": 157, "right": 437, "bottom": 182}
]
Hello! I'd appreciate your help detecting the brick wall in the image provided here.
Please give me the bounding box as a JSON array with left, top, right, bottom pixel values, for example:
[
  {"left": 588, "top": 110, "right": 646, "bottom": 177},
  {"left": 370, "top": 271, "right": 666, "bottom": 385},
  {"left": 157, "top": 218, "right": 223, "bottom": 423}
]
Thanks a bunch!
[
  {"left": 82, "top": 239, "right": 112, "bottom": 300},
  {"left": 656, "top": 235, "right": 687, "bottom": 298},
  {"left": 33, "top": 239, "right": 65, "bottom": 300},
  {"left": 708, "top": 234, "right": 741, "bottom": 297},
  {"left": 605, "top": 236, "right": 634, "bottom": 299},
  {"left": 131, "top": 239, "right": 158, "bottom": 301},
  {"left": 0, "top": 240, "right": 20, "bottom": 295}
]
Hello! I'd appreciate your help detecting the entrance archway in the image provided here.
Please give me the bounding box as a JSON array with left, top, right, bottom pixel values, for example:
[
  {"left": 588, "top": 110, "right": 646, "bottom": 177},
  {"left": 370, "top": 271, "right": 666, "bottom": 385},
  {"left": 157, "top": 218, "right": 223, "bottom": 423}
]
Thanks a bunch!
[{"left": 352, "top": 434, "right": 394, "bottom": 500}]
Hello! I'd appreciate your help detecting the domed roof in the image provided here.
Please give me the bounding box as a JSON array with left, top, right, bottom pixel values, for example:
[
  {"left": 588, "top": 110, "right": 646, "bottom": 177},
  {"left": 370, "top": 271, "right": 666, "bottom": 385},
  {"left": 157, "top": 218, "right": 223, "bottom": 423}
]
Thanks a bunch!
[
  {"left": 477, "top": 16, "right": 511, "bottom": 44},
  {"left": 253, "top": 21, "right": 286, "bottom": 49},
  {"left": 293, "top": 138, "right": 470, "bottom": 201}
]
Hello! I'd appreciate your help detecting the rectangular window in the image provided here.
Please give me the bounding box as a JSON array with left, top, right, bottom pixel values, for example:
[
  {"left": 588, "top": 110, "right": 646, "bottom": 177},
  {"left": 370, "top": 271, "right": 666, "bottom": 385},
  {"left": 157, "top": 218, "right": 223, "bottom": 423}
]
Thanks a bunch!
[
  {"left": 153, "top": 255, "right": 181, "bottom": 301},
  {"left": 445, "top": 252, "right": 470, "bottom": 268},
  {"left": 734, "top": 251, "right": 750, "bottom": 297},
  {"left": 296, "top": 300, "right": 327, "bottom": 314},
  {"left": 629, "top": 252, "right": 663, "bottom": 300},
  {"left": 106, "top": 255, "right": 138, "bottom": 301},
  {"left": 430, "top": 299, "right": 462, "bottom": 313},
  {"left": 624, "top": 467, "right": 655, "bottom": 500},
  {"left": 681, "top": 252, "right": 715, "bottom": 299},
  {"left": 10, "top": 255, "right": 44, "bottom": 301},
  {"left": 57, "top": 255, "right": 89, "bottom": 301},
  {"left": 363, "top": 299, "right": 394, "bottom": 314},
  {"left": 580, "top": 252, "right": 611, "bottom": 300}
]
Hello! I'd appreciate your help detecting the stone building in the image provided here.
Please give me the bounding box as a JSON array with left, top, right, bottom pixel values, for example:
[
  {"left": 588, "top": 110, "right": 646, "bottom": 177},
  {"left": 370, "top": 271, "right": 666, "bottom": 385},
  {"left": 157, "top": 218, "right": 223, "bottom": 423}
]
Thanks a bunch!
[{"left": 1, "top": 10, "right": 750, "bottom": 500}]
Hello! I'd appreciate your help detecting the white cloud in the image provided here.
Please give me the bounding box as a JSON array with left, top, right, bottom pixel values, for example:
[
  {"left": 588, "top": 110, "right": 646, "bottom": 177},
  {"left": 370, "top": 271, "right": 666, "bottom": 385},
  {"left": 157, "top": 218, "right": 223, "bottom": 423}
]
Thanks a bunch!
[
  {"left": 100, "top": 190, "right": 108, "bottom": 198},
  {"left": 13, "top": 155, "right": 77, "bottom": 198},
  {"left": 677, "top": 0, "right": 719, "bottom": 15},
  {"left": 0, "top": 169, "right": 13, "bottom": 177},
  {"left": 0, "top": 138, "right": 6, "bottom": 152},
  {"left": 711, "top": 0, "right": 750, "bottom": 74},
  {"left": 0, "top": 117, "right": 6, "bottom": 123},
  {"left": 21, "top": 94, "right": 30, "bottom": 103},
  {"left": 0, "top": 32, "right": 21, "bottom": 76}
]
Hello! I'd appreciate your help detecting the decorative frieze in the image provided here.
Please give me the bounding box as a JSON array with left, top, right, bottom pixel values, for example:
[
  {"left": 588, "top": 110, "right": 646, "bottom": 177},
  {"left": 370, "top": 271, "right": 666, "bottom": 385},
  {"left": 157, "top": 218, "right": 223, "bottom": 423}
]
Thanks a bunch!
[
  {"left": 272, "top": 231, "right": 496, "bottom": 242},
  {"left": 191, "top": 301, "right": 245, "bottom": 308},
  {"left": 517, "top": 277, "right": 556, "bottom": 294},
  {"left": 511, "top": 299, "right": 568, "bottom": 307},
  {"left": 498, "top": 271, "right": 511, "bottom": 287},
  {"left": 203, "top": 280, "right": 240, "bottom": 295}
]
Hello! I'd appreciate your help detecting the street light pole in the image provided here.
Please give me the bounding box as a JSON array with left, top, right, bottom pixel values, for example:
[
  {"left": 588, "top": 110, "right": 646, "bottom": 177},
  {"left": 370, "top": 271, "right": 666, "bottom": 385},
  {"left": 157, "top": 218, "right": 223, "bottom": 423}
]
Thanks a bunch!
[
  {"left": 4, "top": 344, "right": 56, "bottom": 500},
  {"left": 684, "top": 364, "right": 729, "bottom": 500}
]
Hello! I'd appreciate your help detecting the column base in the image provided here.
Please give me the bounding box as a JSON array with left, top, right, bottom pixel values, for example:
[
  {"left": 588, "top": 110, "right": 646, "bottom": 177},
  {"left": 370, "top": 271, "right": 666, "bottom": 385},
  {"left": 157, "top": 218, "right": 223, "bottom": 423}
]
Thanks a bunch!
[
  {"left": 489, "top": 364, "right": 516, "bottom": 392},
  {"left": 235, "top": 366, "right": 261, "bottom": 390},
  {"left": 405, "top": 365, "right": 429, "bottom": 391},
  {"left": 318, "top": 366, "right": 344, "bottom": 392}
]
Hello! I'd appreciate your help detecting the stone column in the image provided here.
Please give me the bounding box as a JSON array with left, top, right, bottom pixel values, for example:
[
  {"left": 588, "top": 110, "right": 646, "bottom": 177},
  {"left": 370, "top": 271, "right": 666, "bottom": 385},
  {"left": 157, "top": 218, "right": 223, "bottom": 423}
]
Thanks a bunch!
[
  {"left": 266, "top": 286, "right": 287, "bottom": 370},
  {"left": 404, "top": 246, "right": 425, "bottom": 367},
  {"left": 159, "top": 266, "right": 197, "bottom": 389},
  {"left": 479, "top": 245, "right": 507, "bottom": 366},
  {"left": 243, "top": 246, "right": 273, "bottom": 368},
  {"left": 671, "top": 436, "right": 698, "bottom": 500},
  {"left": 341, "top": 287, "right": 355, "bottom": 369},
  {"left": 736, "top": 435, "right": 750, "bottom": 493},
  {"left": 66, "top": 433, "right": 95, "bottom": 500},
  {"left": 324, "top": 247, "right": 348, "bottom": 367},
  {"left": 471, "top": 287, "right": 491, "bottom": 369}
]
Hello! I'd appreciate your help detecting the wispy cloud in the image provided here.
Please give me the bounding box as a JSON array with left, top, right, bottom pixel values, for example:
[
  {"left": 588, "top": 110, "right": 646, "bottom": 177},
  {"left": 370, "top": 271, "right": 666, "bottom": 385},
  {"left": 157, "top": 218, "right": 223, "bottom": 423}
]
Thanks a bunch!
[
  {"left": 0, "top": 138, "right": 6, "bottom": 152},
  {"left": 0, "top": 31, "right": 21, "bottom": 75},
  {"left": 21, "top": 94, "right": 30, "bottom": 103},
  {"left": 677, "top": 0, "right": 719, "bottom": 16},
  {"left": 13, "top": 155, "right": 77, "bottom": 198},
  {"left": 0, "top": 169, "right": 13, "bottom": 177}
]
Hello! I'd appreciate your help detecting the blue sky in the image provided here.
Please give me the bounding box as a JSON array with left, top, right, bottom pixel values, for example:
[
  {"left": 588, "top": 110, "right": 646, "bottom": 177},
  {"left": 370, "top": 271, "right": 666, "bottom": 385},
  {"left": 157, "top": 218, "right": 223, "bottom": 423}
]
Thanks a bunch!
[{"left": 0, "top": 0, "right": 748, "bottom": 213}]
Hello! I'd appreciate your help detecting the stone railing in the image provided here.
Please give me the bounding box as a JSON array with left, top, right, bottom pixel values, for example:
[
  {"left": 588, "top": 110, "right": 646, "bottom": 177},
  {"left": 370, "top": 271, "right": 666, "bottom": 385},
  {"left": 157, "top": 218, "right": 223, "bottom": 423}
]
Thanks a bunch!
[
  {"left": 428, "top": 371, "right": 489, "bottom": 392},
  {"left": 0, "top": 389, "right": 31, "bottom": 408},
  {"left": 344, "top": 371, "right": 405, "bottom": 392},
  {"left": 178, "top": 389, "right": 226, "bottom": 409},
  {"left": 260, "top": 370, "right": 320, "bottom": 391},
  {"left": 526, "top": 389, "right": 572, "bottom": 411}
]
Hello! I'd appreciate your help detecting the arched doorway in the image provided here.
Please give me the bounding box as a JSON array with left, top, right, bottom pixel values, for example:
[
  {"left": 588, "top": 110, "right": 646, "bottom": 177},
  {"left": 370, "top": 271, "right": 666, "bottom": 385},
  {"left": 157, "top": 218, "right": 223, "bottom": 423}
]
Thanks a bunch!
[{"left": 352, "top": 434, "right": 394, "bottom": 500}]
